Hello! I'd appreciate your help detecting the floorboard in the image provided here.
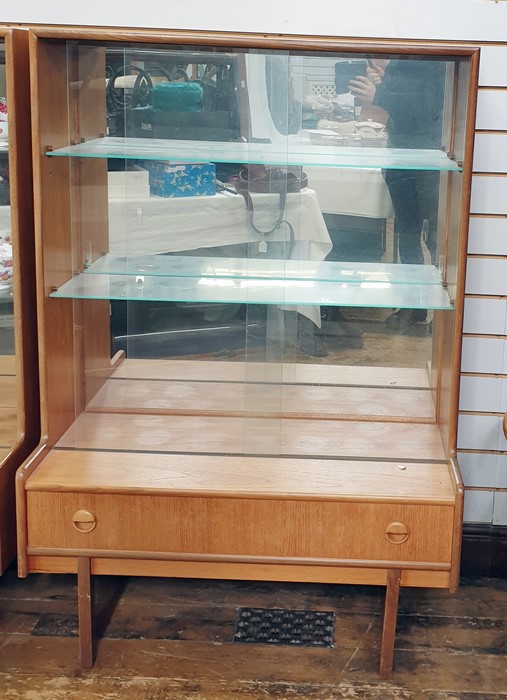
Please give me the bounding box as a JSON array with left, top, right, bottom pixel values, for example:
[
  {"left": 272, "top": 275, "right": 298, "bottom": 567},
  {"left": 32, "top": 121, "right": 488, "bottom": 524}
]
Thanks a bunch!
[{"left": 1, "top": 564, "right": 506, "bottom": 698}]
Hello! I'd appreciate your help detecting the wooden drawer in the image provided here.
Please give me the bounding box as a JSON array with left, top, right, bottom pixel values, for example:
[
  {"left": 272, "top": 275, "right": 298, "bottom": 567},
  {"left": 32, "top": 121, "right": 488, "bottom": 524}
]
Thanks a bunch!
[{"left": 26, "top": 491, "right": 455, "bottom": 565}]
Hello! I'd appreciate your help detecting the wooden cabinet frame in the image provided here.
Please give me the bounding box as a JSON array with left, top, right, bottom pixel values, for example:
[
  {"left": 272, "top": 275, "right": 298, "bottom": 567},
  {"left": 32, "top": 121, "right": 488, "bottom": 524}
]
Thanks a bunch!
[{"left": 16, "top": 27, "right": 480, "bottom": 678}]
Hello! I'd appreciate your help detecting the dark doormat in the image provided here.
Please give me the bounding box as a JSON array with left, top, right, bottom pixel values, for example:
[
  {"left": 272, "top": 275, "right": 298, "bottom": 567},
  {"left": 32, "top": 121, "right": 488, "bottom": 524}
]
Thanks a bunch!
[{"left": 233, "top": 607, "right": 335, "bottom": 647}]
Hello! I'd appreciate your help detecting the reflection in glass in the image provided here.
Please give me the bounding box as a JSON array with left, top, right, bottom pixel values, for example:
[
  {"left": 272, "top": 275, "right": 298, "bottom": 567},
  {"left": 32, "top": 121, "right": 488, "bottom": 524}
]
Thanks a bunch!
[
  {"left": 56, "top": 41, "right": 469, "bottom": 455},
  {"left": 0, "top": 39, "right": 16, "bottom": 462}
]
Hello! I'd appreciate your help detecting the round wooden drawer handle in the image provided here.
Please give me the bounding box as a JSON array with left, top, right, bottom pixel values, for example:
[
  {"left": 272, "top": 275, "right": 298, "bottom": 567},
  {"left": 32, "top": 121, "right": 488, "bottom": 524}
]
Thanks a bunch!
[
  {"left": 385, "top": 521, "right": 410, "bottom": 544},
  {"left": 72, "top": 510, "right": 97, "bottom": 533},
  {"left": 503, "top": 412, "right": 507, "bottom": 440}
]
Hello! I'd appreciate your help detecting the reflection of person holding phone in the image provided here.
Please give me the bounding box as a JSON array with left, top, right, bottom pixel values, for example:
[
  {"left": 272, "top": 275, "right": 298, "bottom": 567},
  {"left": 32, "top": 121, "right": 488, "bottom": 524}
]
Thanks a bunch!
[{"left": 349, "top": 58, "right": 446, "bottom": 329}]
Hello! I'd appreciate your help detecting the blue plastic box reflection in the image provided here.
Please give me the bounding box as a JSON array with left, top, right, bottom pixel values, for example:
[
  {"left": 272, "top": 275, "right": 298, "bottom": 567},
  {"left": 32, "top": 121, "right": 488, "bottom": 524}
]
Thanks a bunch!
[{"left": 144, "top": 161, "right": 216, "bottom": 198}]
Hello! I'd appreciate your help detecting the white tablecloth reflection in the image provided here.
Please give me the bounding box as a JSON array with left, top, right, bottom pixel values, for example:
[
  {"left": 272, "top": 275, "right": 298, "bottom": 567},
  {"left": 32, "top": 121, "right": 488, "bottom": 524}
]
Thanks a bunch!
[
  {"left": 108, "top": 188, "right": 332, "bottom": 259},
  {"left": 108, "top": 188, "right": 333, "bottom": 325}
]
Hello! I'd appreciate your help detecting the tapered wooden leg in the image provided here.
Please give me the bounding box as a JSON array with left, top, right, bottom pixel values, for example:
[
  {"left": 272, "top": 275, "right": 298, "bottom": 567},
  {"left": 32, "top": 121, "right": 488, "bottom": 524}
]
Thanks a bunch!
[
  {"left": 77, "top": 557, "right": 94, "bottom": 669},
  {"left": 379, "top": 568, "right": 401, "bottom": 679}
]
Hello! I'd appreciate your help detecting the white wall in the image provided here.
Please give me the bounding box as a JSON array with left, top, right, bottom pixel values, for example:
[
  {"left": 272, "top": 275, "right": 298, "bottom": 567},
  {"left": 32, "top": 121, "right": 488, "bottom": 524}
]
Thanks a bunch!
[
  {"left": 4, "top": 0, "right": 507, "bottom": 526},
  {"left": 3, "top": 0, "right": 507, "bottom": 42}
]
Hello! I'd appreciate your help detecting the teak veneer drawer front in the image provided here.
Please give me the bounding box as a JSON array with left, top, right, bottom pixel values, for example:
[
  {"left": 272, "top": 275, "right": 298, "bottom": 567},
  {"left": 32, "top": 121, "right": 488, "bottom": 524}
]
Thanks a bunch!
[{"left": 26, "top": 492, "right": 455, "bottom": 564}]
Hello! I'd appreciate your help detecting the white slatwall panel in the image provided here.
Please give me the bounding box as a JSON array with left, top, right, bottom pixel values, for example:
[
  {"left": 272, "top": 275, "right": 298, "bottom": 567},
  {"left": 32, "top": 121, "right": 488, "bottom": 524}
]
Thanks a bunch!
[
  {"left": 457, "top": 414, "right": 503, "bottom": 451},
  {"left": 464, "top": 490, "right": 496, "bottom": 523},
  {"left": 468, "top": 218, "right": 507, "bottom": 255},
  {"left": 465, "top": 258, "right": 507, "bottom": 295},
  {"left": 461, "top": 43, "right": 507, "bottom": 523},
  {"left": 470, "top": 176, "right": 507, "bottom": 215},
  {"left": 497, "top": 457, "right": 507, "bottom": 488},
  {"left": 463, "top": 298, "right": 507, "bottom": 334},
  {"left": 459, "top": 376, "right": 507, "bottom": 413},
  {"left": 478, "top": 46, "right": 507, "bottom": 87},
  {"left": 457, "top": 452, "right": 498, "bottom": 488},
  {"left": 474, "top": 133, "right": 507, "bottom": 173},
  {"left": 460, "top": 337, "right": 507, "bottom": 374},
  {"left": 493, "top": 492, "right": 507, "bottom": 525},
  {"left": 476, "top": 90, "right": 507, "bottom": 131}
]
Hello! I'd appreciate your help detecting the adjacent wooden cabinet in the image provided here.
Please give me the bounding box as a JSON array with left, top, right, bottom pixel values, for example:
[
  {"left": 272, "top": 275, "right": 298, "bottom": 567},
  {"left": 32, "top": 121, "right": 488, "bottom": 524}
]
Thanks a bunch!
[
  {"left": 0, "top": 27, "right": 38, "bottom": 574},
  {"left": 16, "top": 26, "right": 479, "bottom": 677}
]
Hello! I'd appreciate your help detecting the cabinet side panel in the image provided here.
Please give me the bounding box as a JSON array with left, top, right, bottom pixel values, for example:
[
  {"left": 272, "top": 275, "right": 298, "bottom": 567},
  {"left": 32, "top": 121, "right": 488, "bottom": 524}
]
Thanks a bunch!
[
  {"left": 435, "top": 55, "right": 477, "bottom": 456},
  {"left": 67, "top": 44, "right": 112, "bottom": 408},
  {"left": 6, "top": 29, "right": 39, "bottom": 449},
  {"left": 30, "top": 37, "right": 77, "bottom": 444},
  {"left": 32, "top": 38, "right": 112, "bottom": 445},
  {"left": 0, "top": 29, "right": 39, "bottom": 573}
]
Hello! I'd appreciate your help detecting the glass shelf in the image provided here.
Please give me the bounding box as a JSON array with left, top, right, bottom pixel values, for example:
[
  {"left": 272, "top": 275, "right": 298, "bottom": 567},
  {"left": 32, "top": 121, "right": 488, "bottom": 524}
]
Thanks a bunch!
[
  {"left": 50, "top": 269, "right": 453, "bottom": 309},
  {"left": 46, "top": 136, "right": 461, "bottom": 172},
  {"left": 86, "top": 254, "right": 445, "bottom": 287}
]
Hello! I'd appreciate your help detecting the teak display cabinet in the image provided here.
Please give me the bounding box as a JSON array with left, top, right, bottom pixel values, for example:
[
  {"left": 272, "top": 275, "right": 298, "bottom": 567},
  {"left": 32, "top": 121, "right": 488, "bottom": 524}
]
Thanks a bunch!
[
  {"left": 0, "top": 27, "right": 38, "bottom": 574},
  {"left": 16, "top": 27, "right": 479, "bottom": 678}
]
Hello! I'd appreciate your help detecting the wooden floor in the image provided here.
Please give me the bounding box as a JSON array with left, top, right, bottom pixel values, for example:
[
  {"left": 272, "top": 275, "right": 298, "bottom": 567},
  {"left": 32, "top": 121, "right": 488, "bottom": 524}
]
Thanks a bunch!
[{"left": 0, "top": 563, "right": 506, "bottom": 698}]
